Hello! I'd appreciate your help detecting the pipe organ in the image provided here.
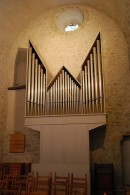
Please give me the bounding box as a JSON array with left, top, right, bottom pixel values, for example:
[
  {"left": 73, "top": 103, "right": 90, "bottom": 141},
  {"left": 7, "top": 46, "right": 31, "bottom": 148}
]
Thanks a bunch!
[
  {"left": 47, "top": 67, "right": 81, "bottom": 115},
  {"left": 26, "top": 32, "right": 105, "bottom": 116},
  {"left": 81, "top": 33, "right": 105, "bottom": 114},
  {"left": 26, "top": 41, "right": 47, "bottom": 116}
]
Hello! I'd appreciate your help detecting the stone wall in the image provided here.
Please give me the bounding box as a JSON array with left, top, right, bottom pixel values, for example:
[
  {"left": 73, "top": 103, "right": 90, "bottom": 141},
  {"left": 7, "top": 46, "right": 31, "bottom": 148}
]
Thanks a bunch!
[
  {"left": 3, "top": 129, "right": 40, "bottom": 163},
  {"left": 0, "top": 39, "right": 13, "bottom": 162}
]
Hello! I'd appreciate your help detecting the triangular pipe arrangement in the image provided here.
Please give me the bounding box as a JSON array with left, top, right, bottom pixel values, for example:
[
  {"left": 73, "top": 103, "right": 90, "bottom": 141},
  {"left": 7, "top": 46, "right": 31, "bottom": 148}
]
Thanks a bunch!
[{"left": 26, "top": 32, "right": 105, "bottom": 116}]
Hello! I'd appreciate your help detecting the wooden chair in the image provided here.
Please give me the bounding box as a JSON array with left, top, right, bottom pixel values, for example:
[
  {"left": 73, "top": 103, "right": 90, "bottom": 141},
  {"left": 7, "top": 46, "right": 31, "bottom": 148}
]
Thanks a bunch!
[
  {"left": 53, "top": 172, "right": 70, "bottom": 195},
  {"left": 28, "top": 191, "right": 48, "bottom": 195},
  {"left": 125, "top": 187, "right": 130, "bottom": 195},
  {"left": 9, "top": 163, "right": 21, "bottom": 176},
  {"left": 17, "top": 174, "right": 28, "bottom": 195},
  {"left": 7, "top": 174, "right": 17, "bottom": 191},
  {"left": 25, "top": 172, "right": 35, "bottom": 195},
  {"left": 31, "top": 172, "right": 52, "bottom": 195},
  {"left": 0, "top": 174, "right": 20, "bottom": 195},
  {"left": 0, "top": 175, "right": 9, "bottom": 195},
  {"left": 9, "top": 178, "right": 22, "bottom": 195},
  {"left": 70, "top": 173, "right": 87, "bottom": 195}
]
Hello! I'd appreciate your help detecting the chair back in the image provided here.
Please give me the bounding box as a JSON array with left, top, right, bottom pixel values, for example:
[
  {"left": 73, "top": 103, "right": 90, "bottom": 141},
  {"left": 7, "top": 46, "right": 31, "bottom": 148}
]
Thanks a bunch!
[
  {"left": 53, "top": 172, "right": 70, "bottom": 195},
  {"left": 33, "top": 172, "right": 52, "bottom": 195},
  {"left": 70, "top": 173, "right": 87, "bottom": 195}
]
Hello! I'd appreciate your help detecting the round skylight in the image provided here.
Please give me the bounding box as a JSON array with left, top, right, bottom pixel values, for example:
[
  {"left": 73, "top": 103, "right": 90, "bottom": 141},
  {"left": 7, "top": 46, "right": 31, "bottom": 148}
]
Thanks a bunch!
[
  {"left": 55, "top": 7, "right": 84, "bottom": 32},
  {"left": 65, "top": 23, "right": 79, "bottom": 32}
]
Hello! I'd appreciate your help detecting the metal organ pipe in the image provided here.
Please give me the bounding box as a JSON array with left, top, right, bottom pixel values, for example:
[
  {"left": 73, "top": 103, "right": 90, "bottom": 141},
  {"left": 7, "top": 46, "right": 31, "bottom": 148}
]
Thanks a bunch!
[
  {"left": 71, "top": 80, "right": 74, "bottom": 113},
  {"left": 50, "top": 86, "right": 52, "bottom": 115},
  {"left": 26, "top": 34, "right": 104, "bottom": 116},
  {"left": 34, "top": 59, "right": 38, "bottom": 105},
  {"left": 47, "top": 89, "right": 49, "bottom": 115},
  {"left": 67, "top": 74, "right": 69, "bottom": 114},
  {"left": 54, "top": 80, "right": 57, "bottom": 114},
  {"left": 64, "top": 72, "right": 67, "bottom": 114},
  {"left": 93, "top": 46, "right": 99, "bottom": 112},
  {"left": 27, "top": 47, "right": 32, "bottom": 103},
  {"left": 73, "top": 82, "right": 75, "bottom": 113},
  {"left": 70, "top": 76, "right": 72, "bottom": 114},
  {"left": 57, "top": 78, "right": 59, "bottom": 114},
  {"left": 69, "top": 77, "right": 71, "bottom": 113},
  {"left": 73, "top": 83, "right": 76, "bottom": 114},
  {"left": 40, "top": 68, "right": 43, "bottom": 115},
  {"left": 33, "top": 59, "right": 38, "bottom": 115},
  {"left": 43, "top": 73, "right": 46, "bottom": 115},
  {"left": 76, "top": 86, "right": 79, "bottom": 114},
  {"left": 37, "top": 65, "right": 41, "bottom": 105},
  {"left": 82, "top": 70, "right": 85, "bottom": 114},
  {"left": 87, "top": 60, "right": 91, "bottom": 113},
  {"left": 55, "top": 79, "right": 57, "bottom": 114},
  {"left": 71, "top": 79, "right": 73, "bottom": 113},
  {"left": 97, "top": 39, "right": 103, "bottom": 112},
  {"left": 31, "top": 53, "right": 35, "bottom": 104},
  {"left": 59, "top": 74, "right": 62, "bottom": 114},
  {"left": 84, "top": 65, "right": 88, "bottom": 113},
  {"left": 90, "top": 53, "right": 95, "bottom": 113},
  {"left": 30, "top": 53, "right": 35, "bottom": 115},
  {"left": 26, "top": 46, "right": 32, "bottom": 115},
  {"left": 52, "top": 84, "right": 55, "bottom": 114},
  {"left": 62, "top": 70, "right": 65, "bottom": 114}
]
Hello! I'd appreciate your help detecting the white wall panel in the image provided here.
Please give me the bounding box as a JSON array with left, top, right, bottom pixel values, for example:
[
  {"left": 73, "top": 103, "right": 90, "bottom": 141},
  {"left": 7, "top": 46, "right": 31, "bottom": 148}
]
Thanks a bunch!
[
  {"left": 52, "top": 125, "right": 64, "bottom": 163},
  {"left": 63, "top": 124, "right": 76, "bottom": 163},
  {"left": 41, "top": 123, "right": 89, "bottom": 164},
  {"left": 41, "top": 125, "right": 53, "bottom": 162},
  {"left": 75, "top": 124, "right": 89, "bottom": 163}
]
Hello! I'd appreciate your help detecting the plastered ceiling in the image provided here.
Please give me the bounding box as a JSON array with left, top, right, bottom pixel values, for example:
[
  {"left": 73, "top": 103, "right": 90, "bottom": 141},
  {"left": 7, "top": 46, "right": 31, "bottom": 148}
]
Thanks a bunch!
[
  {"left": 0, "top": 0, "right": 129, "bottom": 43},
  {"left": 0, "top": 0, "right": 129, "bottom": 86}
]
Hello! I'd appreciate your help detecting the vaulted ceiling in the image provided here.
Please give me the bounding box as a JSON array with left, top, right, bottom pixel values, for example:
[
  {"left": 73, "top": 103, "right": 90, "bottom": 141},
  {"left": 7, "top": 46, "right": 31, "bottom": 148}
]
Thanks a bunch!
[
  {"left": 0, "top": 0, "right": 129, "bottom": 42},
  {"left": 0, "top": 0, "right": 129, "bottom": 91}
]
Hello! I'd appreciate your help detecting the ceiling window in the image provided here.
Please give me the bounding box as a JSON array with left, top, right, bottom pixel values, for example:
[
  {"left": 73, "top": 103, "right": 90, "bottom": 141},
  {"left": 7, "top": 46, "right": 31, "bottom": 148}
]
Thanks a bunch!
[{"left": 65, "top": 23, "right": 79, "bottom": 32}]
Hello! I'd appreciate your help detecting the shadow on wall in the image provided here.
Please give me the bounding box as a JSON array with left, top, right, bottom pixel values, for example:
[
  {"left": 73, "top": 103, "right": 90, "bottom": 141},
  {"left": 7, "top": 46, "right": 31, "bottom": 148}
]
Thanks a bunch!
[
  {"left": 14, "top": 48, "right": 27, "bottom": 87},
  {"left": 89, "top": 125, "right": 106, "bottom": 150}
]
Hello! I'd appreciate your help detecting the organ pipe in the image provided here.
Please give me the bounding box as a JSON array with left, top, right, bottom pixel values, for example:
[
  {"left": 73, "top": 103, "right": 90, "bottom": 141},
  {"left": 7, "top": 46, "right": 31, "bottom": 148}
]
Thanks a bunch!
[
  {"left": 34, "top": 59, "right": 38, "bottom": 104},
  {"left": 27, "top": 47, "right": 32, "bottom": 102},
  {"left": 31, "top": 53, "right": 35, "bottom": 103},
  {"left": 26, "top": 33, "right": 104, "bottom": 116},
  {"left": 82, "top": 70, "right": 85, "bottom": 113},
  {"left": 93, "top": 46, "right": 99, "bottom": 112},
  {"left": 84, "top": 65, "right": 88, "bottom": 113},
  {"left": 43, "top": 73, "right": 46, "bottom": 114},
  {"left": 37, "top": 65, "right": 41, "bottom": 105},
  {"left": 26, "top": 41, "right": 47, "bottom": 116},
  {"left": 87, "top": 60, "right": 91, "bottom": 113},
  {"left": 62, "top": 70, "right": 65, "bottom": 114},
  {"left": 90, "top": 53, "right": 95, "bottom": 113},
  {"left": 57, "top": 77, "right": 60, "bottom": 114},
  {"left": 97, "top": 39, "right": 104, "bottom": 112},
  {"left": 80, "top": 34, "right": 104, "bottom": 114},
  {"left": 64, "top": 71, "right": 67, "bottom": 114},
  {"left": 46, "top": 67, "right": 81, "bottom": 115},
  {"left": 40, "top": 68, "right": 43, "bottom": 107},
  {"left": 55, "top": 79, "right": 58, "bottom": 114}
]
